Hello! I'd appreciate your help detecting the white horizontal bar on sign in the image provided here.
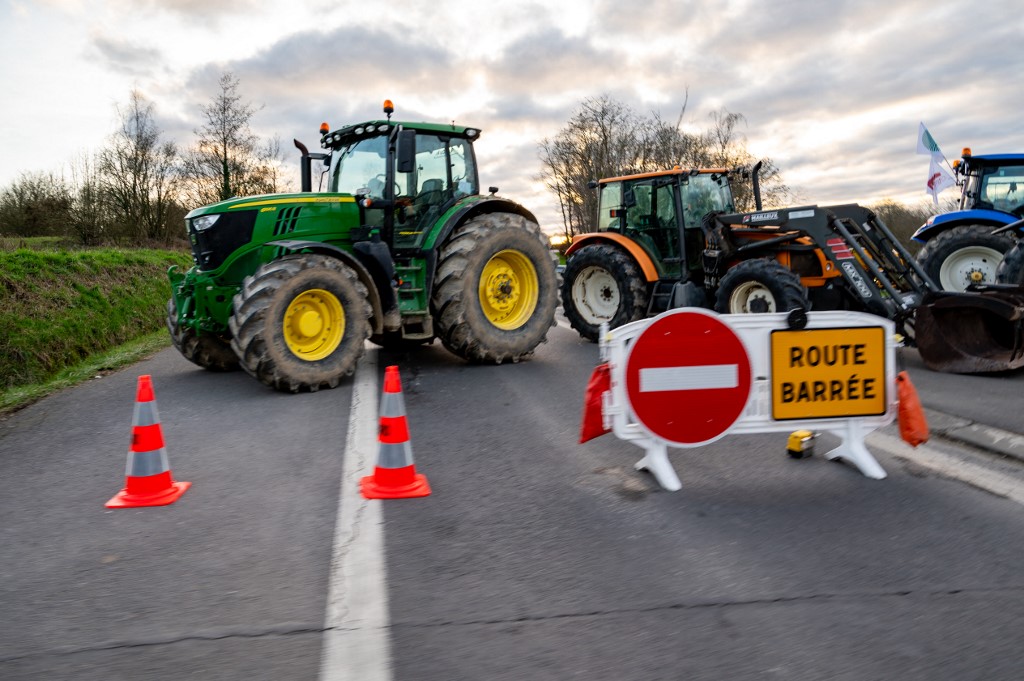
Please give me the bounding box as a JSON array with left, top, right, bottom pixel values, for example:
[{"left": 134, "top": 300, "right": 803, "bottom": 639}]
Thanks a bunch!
[{"left": 639, "top": 364, "right": 738, "bottom": 392}]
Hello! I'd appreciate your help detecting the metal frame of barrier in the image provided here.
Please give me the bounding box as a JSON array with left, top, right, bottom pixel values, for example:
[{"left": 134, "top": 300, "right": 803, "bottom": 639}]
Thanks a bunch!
[{"left": 598, "top": 309, "right": 898, "bottom": 491}]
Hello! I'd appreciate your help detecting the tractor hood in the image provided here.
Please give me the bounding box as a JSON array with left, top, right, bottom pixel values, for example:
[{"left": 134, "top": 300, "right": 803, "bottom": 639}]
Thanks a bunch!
[{"left": 185, "top": 192, "right": 356, "bottom": 220}]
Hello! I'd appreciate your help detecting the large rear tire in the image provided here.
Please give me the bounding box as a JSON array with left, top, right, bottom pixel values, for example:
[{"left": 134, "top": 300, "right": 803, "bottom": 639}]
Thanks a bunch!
[
  {"left": 996, "top": 240, "right": 1024, "bottom": 285},
  {"left": 714, "top": 259, "right": 809, "bottom": 314},
  {"left": 916, "top": 224, "right": 1016, "bottom": 291},
  {"left": 166, "top": 297, "right": 239, "bottom": 372},
  {"left": 432, "top": 212, "right": 558, "bottom": 363},
  {"left": 561, "top": 243, "right": 649, "bottom": 341},
  {"left": 229, "top": 254, "right": 371, "bottom": 393}
]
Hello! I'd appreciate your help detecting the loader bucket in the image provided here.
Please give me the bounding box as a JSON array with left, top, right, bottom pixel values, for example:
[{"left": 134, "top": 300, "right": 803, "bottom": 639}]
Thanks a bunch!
[{"left": 914, "top": 286, "right": 1024, "bottom": 374}]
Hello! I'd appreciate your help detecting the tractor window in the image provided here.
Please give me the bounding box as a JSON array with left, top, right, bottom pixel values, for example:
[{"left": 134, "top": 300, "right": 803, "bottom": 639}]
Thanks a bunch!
[
  {"left": 979, "top": 165, "right": 1024, "bottom": 214},
  {"left": 597, "top": 182, "right": 623, "bottom": 231}
]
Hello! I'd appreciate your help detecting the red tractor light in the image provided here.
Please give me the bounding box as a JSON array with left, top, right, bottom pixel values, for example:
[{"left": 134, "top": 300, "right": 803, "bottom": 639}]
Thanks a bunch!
[{"left": 319, "top": 122, "right": 330, "bottom": 135}]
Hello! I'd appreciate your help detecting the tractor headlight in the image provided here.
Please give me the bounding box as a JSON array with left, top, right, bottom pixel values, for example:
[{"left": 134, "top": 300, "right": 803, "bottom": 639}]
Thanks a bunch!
[{"left": 192, "top": 214, "right": 221, "bottom": 232}]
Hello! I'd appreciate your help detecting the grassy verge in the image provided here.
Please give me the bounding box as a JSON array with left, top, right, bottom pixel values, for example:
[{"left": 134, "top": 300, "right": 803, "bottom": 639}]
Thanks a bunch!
[
  {"left": 0, "top": 244, "right": 192, "bottom": 416},
  {"left": 0, "top": 330, "right": 172, "bottom": 417}
]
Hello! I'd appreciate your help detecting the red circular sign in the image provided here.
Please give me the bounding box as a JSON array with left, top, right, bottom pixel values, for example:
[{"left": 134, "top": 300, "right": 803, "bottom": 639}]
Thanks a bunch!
[{"left": 625, "top": 309, "right": 752, "bottom": 446}]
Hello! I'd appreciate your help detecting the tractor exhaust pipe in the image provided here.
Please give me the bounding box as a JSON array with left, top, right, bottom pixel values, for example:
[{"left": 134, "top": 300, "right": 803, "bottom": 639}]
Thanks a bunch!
[
  {"left": 751, "top": 160, "right": 763, "bottom": 211},
  {"left": 294, "top": 139, "right": 330, "bottom": 193},
  {"left": 295, "top": 139, "right": 312, "bottom": 193}
]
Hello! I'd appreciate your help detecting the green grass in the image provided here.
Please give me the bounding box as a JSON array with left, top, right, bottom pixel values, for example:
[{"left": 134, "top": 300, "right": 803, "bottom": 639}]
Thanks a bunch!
[
  {"left": 0, "top": 246, "right": 192, "bottom": 415},
  {"left": 0, "top": 330, "right": 172, "bottom": 416}
]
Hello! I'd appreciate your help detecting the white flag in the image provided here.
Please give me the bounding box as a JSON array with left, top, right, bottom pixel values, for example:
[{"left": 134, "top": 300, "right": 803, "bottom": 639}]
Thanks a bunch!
[
  {"left": 917, "top": 122, "right": 942, "bottom": 156},
  {"left": 926, "top": 155, "right": 956, "bottom": 205}
]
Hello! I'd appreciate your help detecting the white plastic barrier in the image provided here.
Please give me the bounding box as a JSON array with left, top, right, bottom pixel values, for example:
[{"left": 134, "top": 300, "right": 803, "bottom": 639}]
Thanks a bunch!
[{"left": 597, "top": 308, "right": 898, "bottom": 491}]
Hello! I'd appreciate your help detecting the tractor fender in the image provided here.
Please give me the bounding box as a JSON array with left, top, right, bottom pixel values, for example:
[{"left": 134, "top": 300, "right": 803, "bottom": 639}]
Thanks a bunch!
[
  {"left": 564, "top": 232, "right": 660, "bottom": 282},
  {"left": 432, "top": 196, "right": 539, "bottom": 249},
  {"left": 265, "top": 239, "right": 386, "bottom": 334},
  {"left": 912, "top": 209, "right": 1024, "bottom": 243}
]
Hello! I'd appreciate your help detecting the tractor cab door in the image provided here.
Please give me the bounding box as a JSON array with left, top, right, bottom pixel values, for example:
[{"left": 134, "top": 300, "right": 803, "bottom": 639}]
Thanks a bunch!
[
  {"left": 392, "top": 133, "right": 478, "bottom": 251},
  {"left": 620, "top": 178, "right": 683, "bottom": 279}
]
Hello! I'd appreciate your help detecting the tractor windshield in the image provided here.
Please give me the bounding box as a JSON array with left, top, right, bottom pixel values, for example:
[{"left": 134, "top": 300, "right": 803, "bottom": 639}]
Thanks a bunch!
[
  {"left": 328, "top": 135, "right": 387, "bottom": 195},
  {"left": 680, "top": 174, "right": 734, "bottom": 227}
]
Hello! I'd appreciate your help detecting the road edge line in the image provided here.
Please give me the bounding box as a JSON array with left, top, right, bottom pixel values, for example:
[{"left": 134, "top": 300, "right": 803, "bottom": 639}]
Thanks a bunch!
[
  {"left": 320, "top": 347, "right": 393, "bottom": 681},
  {"left": 867, "top": 429, "right": 1024, "bottom": 507}
]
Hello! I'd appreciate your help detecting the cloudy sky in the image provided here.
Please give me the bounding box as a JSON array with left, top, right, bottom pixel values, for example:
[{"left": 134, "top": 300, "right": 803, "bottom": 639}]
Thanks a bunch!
[{"left": 2, "top": 0, "right": 1023, "bottom": 231}]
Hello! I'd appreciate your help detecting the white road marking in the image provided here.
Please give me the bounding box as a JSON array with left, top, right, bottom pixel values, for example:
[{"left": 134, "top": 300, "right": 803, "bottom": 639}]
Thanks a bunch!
[
  {"left": 320, "top": 348, "right": 393, "bottom": 681},
  {"left": 867, "top": 430, "right": 1024, "bottom": 507},
  {"left": 640, "top": 364, "right": 739, "bottom": 392}
]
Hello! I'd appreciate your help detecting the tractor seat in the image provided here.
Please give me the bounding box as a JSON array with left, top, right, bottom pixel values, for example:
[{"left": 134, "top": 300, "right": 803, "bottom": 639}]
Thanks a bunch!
[{"left": 416, "top": 179, "right": 445, "bottom": 206}]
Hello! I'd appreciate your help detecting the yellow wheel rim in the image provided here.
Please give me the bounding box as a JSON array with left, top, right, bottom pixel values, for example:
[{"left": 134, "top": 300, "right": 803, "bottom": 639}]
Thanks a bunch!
[
  {"left": 479, "top": 249, "right": 539, "bottom": 330},
  {"left": 283, "top": 289, "right": 345, "bottom": 361}
]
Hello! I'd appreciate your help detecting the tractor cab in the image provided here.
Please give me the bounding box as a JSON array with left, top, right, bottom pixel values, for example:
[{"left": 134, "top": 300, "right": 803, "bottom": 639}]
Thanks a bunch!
[
  {"left": 316, "top": 102, "right": 481, "bottom": 253},
  {"left": 955, "top": 151, "right": 1024, "bottom": 216},
  {"left": 596, "top": 168, "right": 735, "bottom": 278}
]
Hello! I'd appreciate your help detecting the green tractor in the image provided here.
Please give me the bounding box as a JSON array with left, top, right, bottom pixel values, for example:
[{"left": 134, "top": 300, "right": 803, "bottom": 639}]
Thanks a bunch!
[{"left": 167, "top": 101, "right": 559, "bottom": 392}]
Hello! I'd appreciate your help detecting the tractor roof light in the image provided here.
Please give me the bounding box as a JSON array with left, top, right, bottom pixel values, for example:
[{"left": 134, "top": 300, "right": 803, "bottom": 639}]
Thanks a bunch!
[
  {"left": 383, "top": 99, "right": 394, "bottom": 121},
  {"left": 466, "top": 128, "right": 479, "bottom": 138},
  {"left": 962, "top": 147, "right": 972, "bottom": 157},
  {"left": 320, "top": 122, "right": 330, "bottom": 135}
]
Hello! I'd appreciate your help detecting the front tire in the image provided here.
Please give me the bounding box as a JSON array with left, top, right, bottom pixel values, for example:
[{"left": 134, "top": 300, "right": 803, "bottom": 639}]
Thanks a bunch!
[
  {"left": 166, "top": 297, "right": 239, "bottom": 372},
  {"left": 229, "top": 254, "right": 371, "bottom": 393},
  {"left": 714, "top": 259, "right": 809, "bottom": 314},
  {"left": 996, "top": 240, "right": 1024, "bottom": 285},
  {"left": 916, "top": 225, "right": 1016, "bottom": 291},
  {"left": 561, "top": 243, "right": 649, "bottom": 341},
  {"left": 432, "top": 212, "right": 559, "bottom": 363}
]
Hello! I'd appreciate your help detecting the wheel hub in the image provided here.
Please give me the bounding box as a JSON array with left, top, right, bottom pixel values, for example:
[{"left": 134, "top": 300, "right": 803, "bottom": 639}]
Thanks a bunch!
[
  {"left": 730, "top": 282, "right": 776, "bottom": 314},
  {"left": 284, "top": 289, "right": 345, "bottom": 361},
  {"left": 479, "top": 250, "right": 538, "bottom": 330},
  {"left": 939, "top": 245, "right": 1003, "bottom": 291},
  {"left": 573, "top": 266, "right": 620, "bottom": 324}
]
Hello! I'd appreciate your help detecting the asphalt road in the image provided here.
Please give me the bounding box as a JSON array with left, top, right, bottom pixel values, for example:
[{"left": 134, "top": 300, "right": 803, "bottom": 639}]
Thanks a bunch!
[{"left": 1, "top": 321, "right": 1023, "bottom": 680}]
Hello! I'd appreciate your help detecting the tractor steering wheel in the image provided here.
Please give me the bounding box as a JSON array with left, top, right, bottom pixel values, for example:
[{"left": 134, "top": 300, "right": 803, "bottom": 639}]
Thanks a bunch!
[{"left": 374, "top": 174, "right": 402, "bottom": 197}]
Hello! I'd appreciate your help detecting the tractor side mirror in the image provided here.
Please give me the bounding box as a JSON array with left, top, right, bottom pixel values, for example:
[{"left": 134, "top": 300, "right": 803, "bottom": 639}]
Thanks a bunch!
[{"left": 396, "top": 130, "right": 416, "bottom": 173}]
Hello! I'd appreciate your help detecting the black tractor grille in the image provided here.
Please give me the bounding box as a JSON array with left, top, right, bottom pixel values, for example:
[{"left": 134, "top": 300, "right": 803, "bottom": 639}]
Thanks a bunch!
[{"left": 189, "top": 210, "right": 258, "bottom": 271}]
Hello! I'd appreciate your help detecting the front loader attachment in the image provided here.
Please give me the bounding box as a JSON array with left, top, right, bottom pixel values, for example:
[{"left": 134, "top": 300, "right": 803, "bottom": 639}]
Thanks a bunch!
[{"left": 914, "top": 285, "right": 1024, "bottom": 373}]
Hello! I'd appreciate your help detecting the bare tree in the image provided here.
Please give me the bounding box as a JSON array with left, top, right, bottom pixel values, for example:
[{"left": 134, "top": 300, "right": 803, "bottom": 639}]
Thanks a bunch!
[
  {"left": 181, "top": 72, "right": 283, "bottom": 207},
  {"left": 0, "top": 171, "right": 72, "bottom": 237},
  {"left": 538, "top": 96, "right": 642, "bottom": 243},
  {"left": 67, "top": 152, "right": 106, "bottom": 246},
  {"left": 98, "top": 90, "right": 179, "bottom": 242}
]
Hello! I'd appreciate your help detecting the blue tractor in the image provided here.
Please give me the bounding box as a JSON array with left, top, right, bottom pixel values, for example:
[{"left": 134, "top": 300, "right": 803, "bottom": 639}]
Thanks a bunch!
[{"left": 913, "top": 149, "right": 1024, "bottom": 291}]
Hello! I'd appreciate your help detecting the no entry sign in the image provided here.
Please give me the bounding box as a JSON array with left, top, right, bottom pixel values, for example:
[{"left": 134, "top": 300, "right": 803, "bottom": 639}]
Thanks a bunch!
[{"left": 624, "top": 309, "right": 752, "bottom": 446}]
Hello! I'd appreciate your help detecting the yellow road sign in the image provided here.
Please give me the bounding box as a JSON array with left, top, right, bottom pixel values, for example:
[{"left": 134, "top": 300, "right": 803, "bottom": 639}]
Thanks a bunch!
[{"left": 770, "top": 326, "right": 886, "bottom": 420}]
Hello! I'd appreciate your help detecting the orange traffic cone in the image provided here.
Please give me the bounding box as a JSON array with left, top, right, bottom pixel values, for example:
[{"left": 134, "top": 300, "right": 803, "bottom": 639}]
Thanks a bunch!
[
  {"left": 360, "top": 365, "right": 431, "bottom": 499},
  {"left": 105, "top": 375, "right": 191, "bottom": 508}
]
